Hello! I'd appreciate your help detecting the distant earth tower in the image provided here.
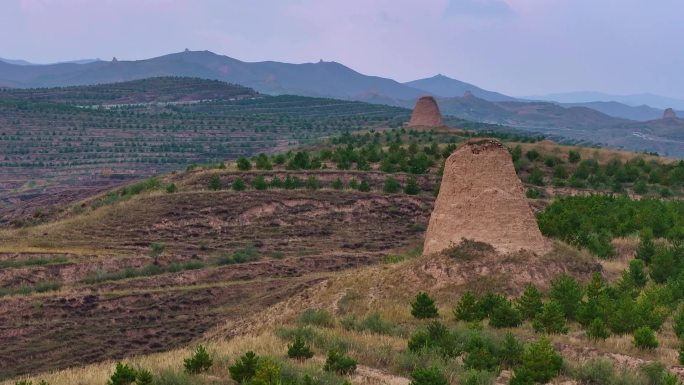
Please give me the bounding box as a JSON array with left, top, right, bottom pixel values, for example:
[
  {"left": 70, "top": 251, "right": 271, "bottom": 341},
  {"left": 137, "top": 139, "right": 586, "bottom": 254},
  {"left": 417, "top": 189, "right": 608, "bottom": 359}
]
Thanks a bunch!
[{"left": 408, "top": 96, "right": 444, "bottom": 127}]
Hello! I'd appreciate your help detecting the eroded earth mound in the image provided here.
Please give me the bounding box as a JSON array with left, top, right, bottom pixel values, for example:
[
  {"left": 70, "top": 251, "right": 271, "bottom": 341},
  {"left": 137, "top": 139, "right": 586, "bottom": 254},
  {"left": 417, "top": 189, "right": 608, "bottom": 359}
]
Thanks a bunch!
[
  {"left": 407, "top": 96, "right": 444, "bottom": 127},
  {"left": 423, "top": 138, "right": 550, "bottom": 255}
]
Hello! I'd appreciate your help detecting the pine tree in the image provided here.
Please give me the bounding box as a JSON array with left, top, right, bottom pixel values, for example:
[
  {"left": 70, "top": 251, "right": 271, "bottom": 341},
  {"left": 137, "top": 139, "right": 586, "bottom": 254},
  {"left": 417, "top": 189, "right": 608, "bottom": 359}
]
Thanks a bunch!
[
  {"left": 499, "top": 332, "right": 524, "bottom": 369},
  {"left": 183, "top": 345, "right": 213, "bottom": 374},
  {"left": 411, "top": 292, "right": 439, "bottom": 319},
  {"left": 674, "top": 306, "right": 684, "bottom": 339},
  {"left": 135, "top": 369, "right": 153, "bottom": 385},
  {"left": 533, "top": 301, "right": 568, "bottom": 334},
  {"left": 586, "top": 318, "right": 610, "bottom": 340},
  {"left": 577, "top": 298, "right": 604, "bottom": 327},
  {"left": 209, "top": 174, "right": 222, "bottom": 190},
  {"left": 383, "top": 177, "right": 401, "bottom": 193},
  {"left": 453, "top": 292, "right": 482, "bottom": 322},
  {"left": 231, "top": 178, "right": 246, "bottom": 191},
  {"left": 332, "top": 178, "right": 344, "bottom": 190},
  {"left": 489, "top": 300, "right": 523, "bottom": 328},
  {"left": 628, "top": 259, "right": 648, "bottom": 287},
  {"left": 636, "top": 228, "right": 656, "bottom": 264},
  {"left": 516, "top": 284, "right": 544, "bottom": 320},
  {"left": 550, "top": 274, "right": 583, "bottom": 320},
  {"left": 236, "top": 157, "right": 252, "bottom": 171},
  {"left": 107, "top": 363, "right": 137, "bottom": 385},
  {"left": 586, "top": 272, "right": 606, "bottom": 300},
  {"left": 404, "top": 177, "right": 420, "bottom": 195},
  {"left": 517, "top": 337, "right": 563, "bottom": 383},
  {"left": 287, "top": 336, "right": 314, "bottom": 360}
]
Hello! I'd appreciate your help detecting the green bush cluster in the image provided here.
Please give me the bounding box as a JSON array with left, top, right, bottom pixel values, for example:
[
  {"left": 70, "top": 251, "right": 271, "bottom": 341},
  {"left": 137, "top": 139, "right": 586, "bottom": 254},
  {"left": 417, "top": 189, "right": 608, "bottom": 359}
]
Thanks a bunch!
[{"left": 538, "top": 195, "right": 684, "bottom": 257}]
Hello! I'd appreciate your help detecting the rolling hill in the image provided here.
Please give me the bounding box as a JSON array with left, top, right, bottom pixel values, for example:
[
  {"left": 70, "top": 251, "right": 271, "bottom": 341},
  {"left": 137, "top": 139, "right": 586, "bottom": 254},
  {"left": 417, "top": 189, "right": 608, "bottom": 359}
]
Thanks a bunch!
[{"left": 404, "top": 74, "right": 517, "bottom": 101}]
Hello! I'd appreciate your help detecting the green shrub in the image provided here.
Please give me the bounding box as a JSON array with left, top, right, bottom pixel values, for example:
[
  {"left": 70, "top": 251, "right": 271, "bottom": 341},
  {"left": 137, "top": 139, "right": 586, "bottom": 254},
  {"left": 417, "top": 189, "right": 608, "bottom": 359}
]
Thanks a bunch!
[
  {"left": 570, "top": 358, "right": 615, "bottom": 385},
  {"left": 409, "top": 367, "right": 447, "bottom": 385},
  {"left": 357, "top": 180, "right": 371, "bottom": 192},
  {"left": 407, "top": 321, "right": 458, "bottom": 358},
  {"left": 107, "top": 363, "right": 137, "bottom": 385},
  {"left": 183, "top": 345, "right": 213, "bottom": 374},
  {"left": 454, "top": 292, "right": 483, "bottom": 322},
  {"left": 229, "top": 351, "right": 260, "bottom": 384},
  {"left": 237, "top": 157, "right": 252, "bottom": 171},
  {"left": 251, "top": 358, "right": 282, "bottom": 385},
  {"left": 209, "top": 174, "right": 222, "bottom": 190},
  {"left": 252, "top": 176, "right": 268, "bottom": 190},
  {"left": 517, "top": 337, "right": 563, "bottom": 384},
  {"left": 568, "top": 150, "right": 581, "bottom": 163},
  {"left": 527, "top": 168, "right": 545, "bottom": 186},
  {"left": 526, "top": 150, "right": 540, "bottom": 161},
  {"left": 149, "top": 242, "right": 166, "bottom": 257},
  {"left": 587, "top": 318, "right": 610, "bottom": 340},
  {"left": 332, "top": 179, "right": 344, "bottom": 190},
  {"left": 323, "top": 349, "right": 356, "bottom": 375},
  {"left": 217, "top": 247, "right": 260, "bottom": 265},
  {"left": 673, "top": 306, "right": 684, "bottom": 339},
  {"left": 499, "top": 332, "right": 524, "bottom": 369},
  {"left": 306, "top": 176, "right": 320, "bottom": 190},
  {"left": 411, "top": 292, "right": 439, "bottom": 319},
  {"left": 516, "top": 284, "right": 544, "bottom": 320},
  {"left": 298, "top": 309, "right": 334, "bottom": 327},
  {"left": 359, "top": 312, "right": 395, "bottom": 335},
  {"left": 232, "top": 177, "right": 246, "bottom": 191},
  {"left": 404, "top": 177, "right": 420, "bottom": 195},
  {"left": 633, "top": 326, "right": 658, "bottom": 349},
  {"left": 489, "top": 300, "right": 522, "bottom": 328},
  {"left": 532, "top": 301, "right": 568, "bottom": 334},
  {"left": 463, "top": 337, "right": 499, "bottom": 371},
  {"left": 526, "top": 188, "right": 542, "bottom": 199},
  {"left": 459, "top": 369, "right": 496, "bottom": 385},
  {"left": 287, "top": 336, "right": 314, "bottom": 360},
  {"left": 383, "top": 177, "right": 401, "bottom": 193},
  {"left": 135, "top": 369, "right": 153, "bottom": 385},
  {"left": 165, "top": 183, "right": 177, "bottom": 193},
  {"left": 640, "top": 362, "right": 679, "bottom": 385}
]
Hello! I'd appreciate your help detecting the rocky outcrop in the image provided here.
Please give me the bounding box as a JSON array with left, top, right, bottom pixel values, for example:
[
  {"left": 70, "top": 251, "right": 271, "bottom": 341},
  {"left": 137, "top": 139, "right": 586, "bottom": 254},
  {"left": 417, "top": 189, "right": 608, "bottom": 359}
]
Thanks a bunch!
[
  {"left": 423, "top": 139, "right": 550, "bottom": 256},
  {"left": 664, "top": 108, "right": 677, "bottom": 119},
  {"left": 408, "top": 96, "right": 444, "bottom": 127}
]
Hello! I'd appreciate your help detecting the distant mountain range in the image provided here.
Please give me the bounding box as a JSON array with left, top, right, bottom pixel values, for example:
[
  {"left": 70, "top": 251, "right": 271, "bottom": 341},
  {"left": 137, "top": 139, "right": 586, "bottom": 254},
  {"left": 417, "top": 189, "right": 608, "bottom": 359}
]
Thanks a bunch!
[
  {"left": 528, "top": 91, "right": 684, "bottom": 111},
  {"left": 1, "top": 50, "right": 683, "bottom": 156},
  {"left": 0, "top": 57, "right": 101, "bottom": 66}
]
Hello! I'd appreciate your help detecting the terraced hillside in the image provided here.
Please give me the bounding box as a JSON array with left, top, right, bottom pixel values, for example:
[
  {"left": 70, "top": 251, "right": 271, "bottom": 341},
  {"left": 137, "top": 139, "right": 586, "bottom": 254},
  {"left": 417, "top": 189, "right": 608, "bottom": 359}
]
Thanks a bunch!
[
  {"left": 2, "top": 127, "right": 683, "bottom": 383},
  {"left": 0, "top": 78, "right": 409, "bottom": 223},
  {"left": 0, "top": 77, "right": 257, "bottom": 105}
]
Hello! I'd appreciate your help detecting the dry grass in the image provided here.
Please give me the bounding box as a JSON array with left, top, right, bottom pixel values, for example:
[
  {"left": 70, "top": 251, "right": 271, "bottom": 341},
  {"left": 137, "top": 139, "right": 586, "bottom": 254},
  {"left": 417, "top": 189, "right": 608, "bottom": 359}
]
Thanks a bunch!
[{"left": 2, "top": 333, "right": 285, "bottom": 385}]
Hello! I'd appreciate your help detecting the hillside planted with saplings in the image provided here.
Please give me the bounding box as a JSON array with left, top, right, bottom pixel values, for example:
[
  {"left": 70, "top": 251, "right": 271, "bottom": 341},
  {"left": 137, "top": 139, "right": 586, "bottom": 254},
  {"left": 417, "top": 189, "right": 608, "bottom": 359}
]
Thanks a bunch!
[{"left": 186, "top": 127, "right": 682, "bottom": 201}]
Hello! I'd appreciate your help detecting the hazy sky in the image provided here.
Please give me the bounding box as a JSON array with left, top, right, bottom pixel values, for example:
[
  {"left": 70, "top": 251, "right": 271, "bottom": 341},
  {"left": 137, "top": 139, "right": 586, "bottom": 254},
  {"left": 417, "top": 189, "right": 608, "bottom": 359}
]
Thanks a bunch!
[{"left": 1, "top": 0, "right": 683, "bottom": 98}]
